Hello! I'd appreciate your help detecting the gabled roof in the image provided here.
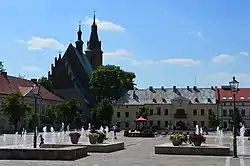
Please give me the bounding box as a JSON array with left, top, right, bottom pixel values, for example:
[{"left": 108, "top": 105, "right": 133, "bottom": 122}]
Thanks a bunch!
[
  {"left": 0, "top": 72, "right": 63, "bottom": 101},
  {"left": 116, "top": 87, "right": 216, "bottom": 105},
  {"left": 217, "top": 88, "right": 250, "bottom": 102}
]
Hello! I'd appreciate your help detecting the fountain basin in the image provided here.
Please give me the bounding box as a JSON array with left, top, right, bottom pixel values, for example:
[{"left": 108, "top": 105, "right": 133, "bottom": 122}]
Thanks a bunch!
[
  {"left": 0, "top": 146, "right": 88, "bottom": 160},
  {"left": 155, "top": 143, "right": 230, "bottom": 156},
  {"left": 41, "top": 141, "right": 124, "bottom": 153}
]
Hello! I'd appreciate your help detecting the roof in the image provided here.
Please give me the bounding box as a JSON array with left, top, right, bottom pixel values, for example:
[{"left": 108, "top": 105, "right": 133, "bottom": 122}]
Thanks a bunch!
[
  {"left": 136, "top": 117, "right": 147, "bottom": 121},
  {"left": 0, "top": 72, "right": 63, "bottom": 101},
  {"left": 217, "top": 88, "right": 250, "bottom": 102},
  {"left": 116, "top": 86, "right": 216, "bottom": 105}
]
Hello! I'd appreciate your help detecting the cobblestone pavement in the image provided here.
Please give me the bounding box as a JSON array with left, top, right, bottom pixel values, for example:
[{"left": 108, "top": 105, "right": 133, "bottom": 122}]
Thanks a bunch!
[{"left": 0, "top": 133, "right": 249, "bottom": 165}]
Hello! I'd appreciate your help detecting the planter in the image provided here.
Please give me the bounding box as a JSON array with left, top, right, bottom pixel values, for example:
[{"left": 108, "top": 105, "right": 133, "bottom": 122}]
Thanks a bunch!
[
  {"left": 69, "top": 132, "right": 81, "bottom": 144},
  {"left": 89, "top": 137, "right": 97, "bottom": 144},
  {"left": 97, "top": 137, "right": 104, "bottom": 143},
  {"left": 172, "top": 139, "right": 182, "bottom": 146},
  {"left": 193, "top": 141, "right": 202, "bottom": 146}
]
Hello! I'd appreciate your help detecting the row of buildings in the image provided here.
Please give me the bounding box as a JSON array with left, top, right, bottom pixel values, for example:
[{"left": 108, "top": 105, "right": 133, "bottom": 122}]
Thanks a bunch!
[
  {"left": 112, "top": 86, "right": 250, "bottom": 129},
  {"left": 0, "top": 14, "right": 249, "bottom": 131}
]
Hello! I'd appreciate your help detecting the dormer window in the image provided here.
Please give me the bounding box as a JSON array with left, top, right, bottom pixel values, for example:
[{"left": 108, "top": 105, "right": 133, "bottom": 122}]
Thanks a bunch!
[
  {"left": 162, "top": 98, "right": 166, "bottom": 103},
  {"left": 240, "top": 97, "right": 244, "bottom": 100},
  {"left": 207, "top": 98, "right": 212, "bottom": 103},
  {"left": 152, "top": 98, "right": 157, "bottom": 103},
  {"left": 195, "top": 98, "right": 199, "bottom": 103},
  {"left": 228, "top": 97, "right": 232, "bottom": 100},
  {"left": 222, "top": 97, "right": 227, "bottom": 100}
]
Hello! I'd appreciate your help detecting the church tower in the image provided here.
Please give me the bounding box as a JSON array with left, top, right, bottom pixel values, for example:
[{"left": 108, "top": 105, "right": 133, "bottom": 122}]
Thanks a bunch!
[
  {"left": 75, "top": 24, "right": 84, "bottom": 54},
  {"left": 85, "top": 13, "right": 103, "bottom": 70}
]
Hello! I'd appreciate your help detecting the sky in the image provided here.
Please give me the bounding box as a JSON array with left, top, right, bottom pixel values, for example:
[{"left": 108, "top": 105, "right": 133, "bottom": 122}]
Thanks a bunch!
[{"left": 1, "top": 0, "right": 250, "bottom": 88}]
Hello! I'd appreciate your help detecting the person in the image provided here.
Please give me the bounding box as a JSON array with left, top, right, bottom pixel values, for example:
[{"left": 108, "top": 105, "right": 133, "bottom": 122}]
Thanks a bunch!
[
  {"left": 39, "top": 134, "right": 44, "bottom": 148},
  {"left": 113, "top": 125, "right": 117, "bottom": 140}
]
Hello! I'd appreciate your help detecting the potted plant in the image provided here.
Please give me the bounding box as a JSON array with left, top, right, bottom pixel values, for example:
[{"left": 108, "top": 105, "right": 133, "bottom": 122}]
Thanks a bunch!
[
  {"left": 69, "top": 132, "right": 81, "bottom": 144},
  {"left": 169, "top": 133, "right": 185, "bottom": 146},
  {"left": 88, "top": 133, "right": 99, "bottom": 144},
  {"left": 97, "top": 133, "right": 107, "bottom": 143},
  {"left": 190, "top": 134, "right": 206, "bottom": 146}
]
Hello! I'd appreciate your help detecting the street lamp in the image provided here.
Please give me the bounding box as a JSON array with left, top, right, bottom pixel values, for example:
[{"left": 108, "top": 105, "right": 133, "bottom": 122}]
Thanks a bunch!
[
  {"left": 33, "top": 83, "right": 40, "bottom": 148},
  {"left": 229, "top": 76, "right": 239, "bottom": 158}
]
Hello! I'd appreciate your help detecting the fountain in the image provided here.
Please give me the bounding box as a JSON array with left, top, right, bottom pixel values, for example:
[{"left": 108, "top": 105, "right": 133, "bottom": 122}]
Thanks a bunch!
[
  {"left": 100, "top": 126, "right": 104, "bottom": 133},
  {"left": 88, "top": 123, "right": 91, "bottom": 131},
  {"left": 14, "top": 132, "right": 18, "bottom": 146},
  {"left": 42, "top": 126, "right": 47, "bottom": 143},
  {"left": 50, "top": 127, "right": 56, "bottom": 143},
  {"left": 195, "top": 125, "right": 199, "bottom": 135},
  {"left": 240, "top": 124, "right": 245, "bottom": 142},
  {"left": 200, "top": 127, "right": 203, "bottom": 135}
]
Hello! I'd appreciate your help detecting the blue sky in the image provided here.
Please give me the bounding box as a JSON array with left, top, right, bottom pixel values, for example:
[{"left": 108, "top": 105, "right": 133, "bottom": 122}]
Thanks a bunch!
[{"left": 1, "top": 0, "right": 250, "bottom": 88}]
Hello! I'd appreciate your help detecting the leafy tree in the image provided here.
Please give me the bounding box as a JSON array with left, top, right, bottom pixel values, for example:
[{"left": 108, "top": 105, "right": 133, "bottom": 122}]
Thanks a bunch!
[
  {"left": 1, "top": 92, "right": 32, "bottom": 131},
  {"left": 208, "top": 111, "right": 220, "bottom": 128},
  {"left": 0, "top": 61, "right": 5, "bottom": 72},
  {"left": 56, "top": 99, "right": 82, "bottom": 128},
  {"left": 38, "top": 76, "right": 53, "bottom": 92},
  {"left": 136, "top": 107, "right": 148, "bottom": 119},
  {"left": 91, "top": 98, "right": 114, "bottom": 127},
  {"left": 0, "top": 111, "right": 11, "bottom": 133},
  {"left": 89, "top": 65, "right": 136, "bottom": 101},
  {"left": 40, "top": 106, "right": 58, "bottom": 126}
]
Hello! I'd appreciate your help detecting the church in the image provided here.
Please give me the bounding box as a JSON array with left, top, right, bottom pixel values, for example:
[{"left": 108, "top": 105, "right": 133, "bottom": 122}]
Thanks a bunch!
[{"left": 48, "top": 14, "right": 103, "bottom": 118}]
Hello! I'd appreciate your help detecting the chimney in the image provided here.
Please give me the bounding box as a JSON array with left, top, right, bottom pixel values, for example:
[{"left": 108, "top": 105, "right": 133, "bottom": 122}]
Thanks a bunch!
[
  {"left": 211, "top": 86, "right": 214, "bottom": 90},
  {"left": 149, "top": 86, "right": 153, "bottom": 91},
  {"left": 31, "top": 79, "right": 37, "bottom": 84},
  {"left": 193, "top": 86, "right": 197, "bottom": 91},
  {"left": 161, "top": 86, "right": 165, "bottom": 91},
  {"left": 173, "top": 86, "right": 176, "bottom": 92},
  {"left": 187, "top": 86, "right": 190, "bottom": 91},
  {"left": 1, "top": 71, "right": 7, "bottom": 77}
]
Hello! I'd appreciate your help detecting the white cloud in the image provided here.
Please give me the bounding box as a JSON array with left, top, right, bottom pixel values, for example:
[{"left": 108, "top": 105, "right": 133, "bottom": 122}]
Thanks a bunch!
[
  {"left": 84, "top": 16, "right": 125, "bottom": 32},
  {"left": 161, "top": 58, "right": 200, "bottom": 66},
  {"left": 212, "top": 54, "right": 234, "bottom": 63},
  {"left": 17, "top": 37, "right": 65, "bottom": 51},
  {"left": 239, "top": 52, "right": 248, "bottom": 56},
  {"left": 22, "top": 65, "right": 41, "bottom": 71},
  {"left": 188, "top": 31, "right": 202, "bottom": 37},
  {"left": 208, "top": 72, "right": 250, "bottom": 86},
  {"left": 104, "top": 49, "right": 132, "bottom": 60}
]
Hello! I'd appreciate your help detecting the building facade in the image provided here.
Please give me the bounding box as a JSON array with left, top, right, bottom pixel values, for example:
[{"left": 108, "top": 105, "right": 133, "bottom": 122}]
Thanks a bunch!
[
  {"left": 112, "top": 86, "right": 217, "bottom": 130},
  {"left": 48, "top": 14, "right": 103, "bottom": 118},
  {"left": 217, "top": 86, "right": 250, "bottom": 128}
]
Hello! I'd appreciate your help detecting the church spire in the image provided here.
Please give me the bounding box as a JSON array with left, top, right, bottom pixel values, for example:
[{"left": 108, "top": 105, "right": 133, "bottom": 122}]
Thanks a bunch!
[{"left": 75, "top": 21, "right": 83, "bottom": 54}]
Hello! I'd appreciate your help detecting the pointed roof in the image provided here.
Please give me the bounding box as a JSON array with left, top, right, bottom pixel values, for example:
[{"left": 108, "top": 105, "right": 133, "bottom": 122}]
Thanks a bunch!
[
  {"left": 136, "top": 116, "right": 147, "bottom": 121},
  {"left": 86, "top": 13, "right": 101, "bottom": 51}
]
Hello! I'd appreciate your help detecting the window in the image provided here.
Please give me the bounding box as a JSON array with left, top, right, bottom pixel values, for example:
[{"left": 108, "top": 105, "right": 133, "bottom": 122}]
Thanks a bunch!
[
  {"left": 193, "top": 121, "right": 197, "bottom": 128},
  {"left": 164, "top": 109, "right": 168, "bottom": 115},
  {"left": 165, "top": 121, "right": 168, "bottom": 127},
  {"left": 229, "top": 109, "right": 233, "bottom": 116},
  {"left": 240, "top": 97, "right": 245, "bottom": 100},
  {"left": 201, "top": 121, "right": 204, "bottom": 127},
  {"left": 157, "top": 121, "right": 161, "bottom": 127},
  {"left": 228, "top": 97, "right": 232, "bottom": 100},
  {"left": 125, "top": 122, "right": 129, "bottom": 128},
  {"left": 117, "top": 112, "right": 120, "bottom": 118},
  {"left": 222, "top": 97, "right": 227, "bottom": 100},
  {"left": 241, "top": 109, "right": 246, "bottom": 116},
  {"left": 201, "top": 109, "right": 205, "bottom": 115},
  {"left": 223, "top": 109, "right": 227, "bottom": 116},
  {"left": 125, "top": 112, "right": 129, "bottom": 118},
  {"left": 157, "top": 107, "right": 161, "bottom": 115},
  {"left": 208, "top": 109, "right": 212, "bottom": 115},
  {"left": 150, "top": 120, "right": 153, "bottom": 126},
  {"left": 193, "top": 109, "right": 197, "bottom": 116},
  {"left": 150, "top": 109, "right": 153, "bottom": 115}
]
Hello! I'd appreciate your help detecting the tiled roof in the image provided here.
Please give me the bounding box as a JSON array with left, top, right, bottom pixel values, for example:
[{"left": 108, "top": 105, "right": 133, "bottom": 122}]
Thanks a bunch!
[
  {"left": 0, "top": 72, "right": 63, "bottom": 101},
  {"left": 116, "top": 86, "right": 216, "bottom": 105},
  {"left": 217, "top": 87, "right": 250, "bottom": 102}
]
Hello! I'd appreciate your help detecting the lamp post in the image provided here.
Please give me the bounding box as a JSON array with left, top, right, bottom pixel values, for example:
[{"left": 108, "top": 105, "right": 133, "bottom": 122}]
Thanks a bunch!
[
  {"left": 229, "top": 76, "right": 239, "bottom": 158},
  {"left": 33, "top": 84, "right": 40, "bottom": 148}
]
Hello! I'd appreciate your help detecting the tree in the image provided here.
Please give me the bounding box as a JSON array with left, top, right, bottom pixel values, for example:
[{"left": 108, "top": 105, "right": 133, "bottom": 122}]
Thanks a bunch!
[
  {"left": 91, "top": 98, "right": 113, "bottom": 127},
  {"left": 89, "top": 65, "right": 136, "bottom": 101},
  {"left": 136, "top": 107, "right": 148, "bottom": 119},
  {"left": 38, "top": 76, "right": 53, "bottom": 92},
  {"left": 1, "top": 92, "right": 32, "bottom": 131},
  {"left": 208, "top": 111, "right": 220, "bottom": 128},
  {"left": 40, "top": 106, "right": 58, "bottom": 127},
  {"left": 56, "top": 99, "right": 83, "bottom": 128},
  {"left": 0, "top": 61, "right": 5, "bottom": 72},
  {"left": 233, "top": 108, "right": 243, "bottom": 129},
  {"left": 0, "top": 111, "right": 11, "bottom": 133}
]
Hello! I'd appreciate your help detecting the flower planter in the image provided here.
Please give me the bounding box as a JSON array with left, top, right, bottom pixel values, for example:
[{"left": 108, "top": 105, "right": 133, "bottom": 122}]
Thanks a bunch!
[
  {"left": 172, "top": 139, "right": 182, "bottom": 146},
  {"left": 97, "top": 137, "right": 104, "bottom": 143},
  {"left": 69, "top": 132, "right": 81, "bottom": 144},
  {"left": 89, "top": 137, "right": 97, "bottom": 144},
  {"left": 193, "top": 141, "right": 202, "bottom": 146}
]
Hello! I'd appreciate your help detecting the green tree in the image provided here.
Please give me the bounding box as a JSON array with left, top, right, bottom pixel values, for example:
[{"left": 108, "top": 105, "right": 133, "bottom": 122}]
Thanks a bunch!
[
  {"left": 208, "top": 111, "right": 220, "bottom": 128},
  {"left": 0, "top": 61, "right": 5, "bottom": 72},
  {"left": 38, "top": 76, "right": 53, "bottom": 92},
  {"left": 89, "top": 65, "right": 136, "bottom": 101},
  {"left": 40, "top": 106, "right": 58, "bottom": 126},
  {"left": 0, "top": 111, "right": 11, "bottom": 133},
  {"left": 91, "top": 98, "right": 113, "bottom": 127},
  {"left": 56, "top": 99, "right": 82, "bottom": 128},
  {"left": 1, "top": 92, "right": 32, "bottom": 131},
  {"left": 136, "top": 107, "right": 148, "bottom": 119}
]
